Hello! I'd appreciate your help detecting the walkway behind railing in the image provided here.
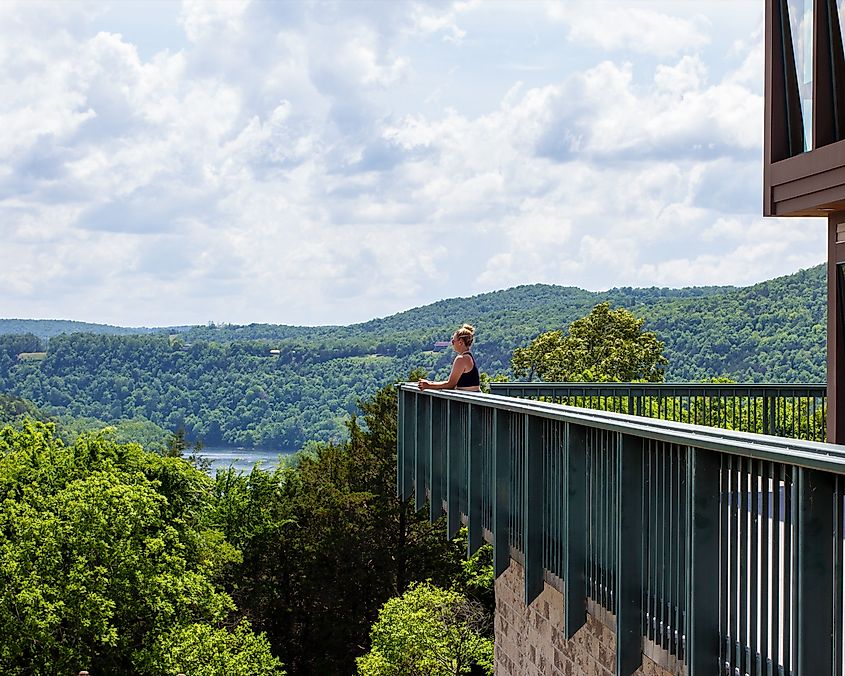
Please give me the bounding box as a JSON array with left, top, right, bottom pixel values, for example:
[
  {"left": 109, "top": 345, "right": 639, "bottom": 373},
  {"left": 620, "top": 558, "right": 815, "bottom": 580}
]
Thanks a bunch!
[
  {"left": 490, "top": 382, "right": 827, "bottom": 442},
  {"left": 397, "top": 383, "right": 845, "bottom": 676}
]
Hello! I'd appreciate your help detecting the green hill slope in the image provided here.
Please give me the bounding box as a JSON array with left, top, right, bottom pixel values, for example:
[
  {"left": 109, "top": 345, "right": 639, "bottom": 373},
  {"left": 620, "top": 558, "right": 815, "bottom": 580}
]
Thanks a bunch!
[{"left": 0, "top": 264, "right": 826, "bottom": 448}]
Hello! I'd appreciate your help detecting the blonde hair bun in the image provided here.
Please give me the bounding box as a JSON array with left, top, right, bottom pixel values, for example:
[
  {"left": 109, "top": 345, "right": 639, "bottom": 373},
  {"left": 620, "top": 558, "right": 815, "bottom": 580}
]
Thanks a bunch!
[{"left": 455, "top": 323, "right": 475, "bottom": 347}]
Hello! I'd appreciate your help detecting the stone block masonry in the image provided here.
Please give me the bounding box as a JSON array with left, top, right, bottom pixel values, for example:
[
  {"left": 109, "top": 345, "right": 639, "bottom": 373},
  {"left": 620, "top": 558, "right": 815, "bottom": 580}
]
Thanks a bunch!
[{"left": 494, "top": 560, "right": 680, "bottom": 676}]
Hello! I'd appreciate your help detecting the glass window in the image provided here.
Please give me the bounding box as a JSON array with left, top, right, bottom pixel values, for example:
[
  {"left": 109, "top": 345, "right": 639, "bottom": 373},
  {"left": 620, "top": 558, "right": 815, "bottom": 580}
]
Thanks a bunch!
[
  {"left": 840, "top": 0, "right": 845, "bottom": 50},
  {"left": 788, "top": 0, "right": 814, "bottom": 151}
]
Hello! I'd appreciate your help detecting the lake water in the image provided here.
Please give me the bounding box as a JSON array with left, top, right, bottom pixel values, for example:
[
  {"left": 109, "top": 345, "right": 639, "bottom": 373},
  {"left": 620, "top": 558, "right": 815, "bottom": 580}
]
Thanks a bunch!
[{"left": 197, "top": 446, "right": 296, "bottom": 474}]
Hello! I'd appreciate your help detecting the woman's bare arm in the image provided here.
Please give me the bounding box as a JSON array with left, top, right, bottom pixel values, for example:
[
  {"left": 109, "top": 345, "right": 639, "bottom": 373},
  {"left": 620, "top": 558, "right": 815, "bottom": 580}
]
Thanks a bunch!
[{"left": 418, "top": 354, "right": 471, "bottom": 390}]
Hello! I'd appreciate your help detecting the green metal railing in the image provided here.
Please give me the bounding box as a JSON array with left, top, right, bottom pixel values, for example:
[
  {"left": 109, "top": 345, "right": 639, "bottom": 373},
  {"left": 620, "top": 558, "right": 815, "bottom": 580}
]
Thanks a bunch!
[
  {"left": 397, "top": 384, "right": 845, "bottom": 675},
  {"left": 490, "top": 382, "right": 827, "bottom": 442}
]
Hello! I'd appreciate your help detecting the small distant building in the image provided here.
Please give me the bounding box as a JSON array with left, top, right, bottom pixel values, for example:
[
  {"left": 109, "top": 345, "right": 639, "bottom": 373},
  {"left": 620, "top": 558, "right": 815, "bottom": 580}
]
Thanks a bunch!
[
  {"left": 16, "top": 352, "right": 47, "bottom": 362},
  {"left": 433, "top": 341, "right": 450, "bottom": 348},
  {"left": 270, "top": 349, "right": 281, "bottom": 356}
]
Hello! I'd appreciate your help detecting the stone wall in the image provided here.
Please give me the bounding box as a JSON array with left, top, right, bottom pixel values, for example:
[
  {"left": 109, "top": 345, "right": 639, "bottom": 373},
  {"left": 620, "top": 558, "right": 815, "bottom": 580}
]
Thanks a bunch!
[{"left": 494, "top": 560, "right": 680, "bottom": 676}]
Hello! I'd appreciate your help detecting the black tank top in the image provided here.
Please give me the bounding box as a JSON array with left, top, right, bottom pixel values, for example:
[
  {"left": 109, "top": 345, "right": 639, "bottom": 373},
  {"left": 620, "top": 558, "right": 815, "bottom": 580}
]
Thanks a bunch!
[{"left": 456, "top": 352, "right": 480, "bottom": 388}]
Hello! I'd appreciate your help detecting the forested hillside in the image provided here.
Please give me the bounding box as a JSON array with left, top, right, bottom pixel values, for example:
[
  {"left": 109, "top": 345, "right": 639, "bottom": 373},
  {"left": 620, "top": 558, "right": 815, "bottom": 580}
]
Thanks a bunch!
[
  {"left": 643, "top": 265, "right": 825, "bottom": 382},
  {"left": 0, "top": 264, "right": 826, "bottom": 449}
]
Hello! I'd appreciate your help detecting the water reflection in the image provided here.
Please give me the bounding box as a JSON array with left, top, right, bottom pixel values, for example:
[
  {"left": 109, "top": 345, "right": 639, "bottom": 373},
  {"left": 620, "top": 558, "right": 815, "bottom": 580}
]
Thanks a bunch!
[{"left": 198, "top": 446, "right": 295, "bottom": 474}]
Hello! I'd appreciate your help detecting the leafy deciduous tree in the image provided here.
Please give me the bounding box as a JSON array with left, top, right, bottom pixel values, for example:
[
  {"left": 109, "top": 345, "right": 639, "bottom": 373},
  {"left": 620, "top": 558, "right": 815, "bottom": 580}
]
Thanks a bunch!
[
  {"left": 356, "top": 582, "right": 493, "bottom": 676},
  {"left": 511, "top": 302, "right": 668, "bottom": 382},
  {"left": 0, "top": 421, "right": 281, "bottom": 674}
]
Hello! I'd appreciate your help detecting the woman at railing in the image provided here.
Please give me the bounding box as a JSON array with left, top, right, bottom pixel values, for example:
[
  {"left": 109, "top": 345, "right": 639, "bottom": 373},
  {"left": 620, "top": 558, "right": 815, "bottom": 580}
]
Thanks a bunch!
[{"left": 418, "top": 323, "right": 481, "bottom": 392}]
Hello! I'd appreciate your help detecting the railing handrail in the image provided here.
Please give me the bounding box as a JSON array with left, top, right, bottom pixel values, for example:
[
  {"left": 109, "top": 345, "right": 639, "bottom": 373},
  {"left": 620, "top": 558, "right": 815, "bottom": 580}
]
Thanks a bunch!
[
  {"left": 490, "top": 381, "right": 826, "bottom": 395},
  {"left": 398, "top": 383, "right": 845, "bottom": 474}
]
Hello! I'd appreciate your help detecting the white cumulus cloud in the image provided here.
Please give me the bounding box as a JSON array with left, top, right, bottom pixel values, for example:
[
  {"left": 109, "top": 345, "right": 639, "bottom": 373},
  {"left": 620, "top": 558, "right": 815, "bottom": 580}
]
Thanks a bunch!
[{"left": 0, "top": 0, "right": 822, "bottom": 327}]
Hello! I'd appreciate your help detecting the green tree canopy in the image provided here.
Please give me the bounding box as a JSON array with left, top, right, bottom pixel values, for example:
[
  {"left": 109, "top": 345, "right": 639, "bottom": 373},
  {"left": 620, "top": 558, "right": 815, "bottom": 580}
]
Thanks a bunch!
[
  {"left": 356, "top": 582, "right": 493, "bottom": 676},
  {"left": 0, "top": 421, "right": 282, "bottom": 674},
  {"left": 511, "top": 302, "right": 668, "bottom": 382}
]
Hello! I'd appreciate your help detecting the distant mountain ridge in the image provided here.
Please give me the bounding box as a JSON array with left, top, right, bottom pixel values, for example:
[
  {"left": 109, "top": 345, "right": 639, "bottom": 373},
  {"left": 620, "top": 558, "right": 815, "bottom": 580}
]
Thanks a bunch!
[
  {"left": 0, "top": 319, "right": 175, "bottom": 339},
  {"left": 0, "top": 282, "right": 736, "bottom": 341}
]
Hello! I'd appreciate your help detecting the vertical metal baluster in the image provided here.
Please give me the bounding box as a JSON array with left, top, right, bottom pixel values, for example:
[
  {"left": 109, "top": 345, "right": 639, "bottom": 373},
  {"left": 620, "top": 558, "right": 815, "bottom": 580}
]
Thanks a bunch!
[
  {"left": 604, "top": 430, "right": 610, "bottom": 610},
  {"left": 551, "top": 421, "right": 556, "bottom": 570},
  {"left": 400, "top": 390, "right": 417, "bottom": 501},
  {"left": 642, "top": 440, "right": 649, "bottom": 640},
  {"left": 599, "top": 431, "right": 606, "bottom": 608},
  {"left": 593, "top": 428, "right": 599, "bottom": 604},
  {"left": 739, "top": 457, "right": 749, "bottom": 675},
  {"left": 650, "top": 441, "right": 658, "bottom": 643},
  {"left": 617, "top": 432, "right": 645, "bottom": 676},
  {"left": 810, "top": 395, "right": 815, "bottom": 441},
  {"left": 467, "top": 404, "right": 483, "bottom": 557},
  {"left": 643, "top": 440, "right": 659, "bottom": 641},
  {"left": 493, "top": 409, "right": 510, "bottom": 578},
  {"left": 609, "top": 431, "right": 615, "bottom": 611},
  {"left": 603, "top": 428, "right": 607, "bottom": 609},
  {"left": 772, "top": 462, "right": 780, "bottom": 676},
  {"left": 834, "top": 477, "right": 843, "bottom": 676},
  {"left": 668, "top": 443, "right": 675, "bottom": 653},
  {"left": 763, "top": 395, "right": 770, "bottom": 436},
  {"left": 551, "top": 421, "right": 556, "bottom": 573},
  {"left": 462, "top": 405, "right": 469, "bottom": 517},
  {"left": 446, "top": 401, "right": 463, "bottom": 539},
  {"left": 558, "top": 422, "right": 564, "bottom": 577},
  {"left": 397, "top": 388, "right": 404, "bottom": 500},
  {"left": 480, "top": 411, "right": 486, "bottom": 532},
  {"left": 707, "top": 392, "right": 712, "bottom": 428},
  {"left": 611, "top": 431, "right": 617, "bottom": 613},
  {"left": 730, "top": 455, "right": 740, "bottom": 672},
  {"left": 652, "top": 441, "right": 660, "bottom": 645},
  {"left": 614, "top": 433, "right": 620, "bottom": 614},
  {"left": 524, "top": 414, "right": 543, "bottom": 606},
  {"left": 670, "top": 444, "right": 677, "bottom": 656},
  {"left": 519, "top": 417, "right": 525, "bottom": 551},
  {"left": 797, "top": 467, "right": 835, "bottom": 675},
  {"left": 508, "top": 416, "right": 515, "bottom": 551},
  {"left": 790, "top": 396, "right": 796, "bottom": 439},
  {"left": 731, "top": 395, "right": 743, "bottom": 430},
  {"left": 661, "top": 442, "right": 667, "bottom": 648},
  {"left": 673, "top": 446, "right": 684, "bottom": 659},
  {"left": 429, "top": 398, "right": 444, "bottom": 521},
  {"left": 751, "top": 460, "right": 760, "bottom": 675},
  {"left": 542, "top": 420, "right": 548, "bottom": 572},
  {"left": 557, "top": 422, "right": 564, "bottom": 578},
  {"left": 761, "top": 460, "right": 771, "bottom": 676},
  {"left": 588, "top": 429, "right": 594, "bottom": 602},
  {"left": 688, "top": 446, "right": 721, "bottom": 676},
  {"left": 416, "top": 395, "right": 431, "bottom": 513},
  {"left": 594, "top": 427, "right": 599, "bottom": 605},
  {"left": 721, "top": 454, "right": 730, "bottom": 671},
  {"left": 548, "top": 423, "right": 553, "bottom": 574},
  {"left": 783, "top": 465, "right": 792, "bottom": 676},
  {"left": 565, "top": 423, "right": 587, "bottom": 637}
]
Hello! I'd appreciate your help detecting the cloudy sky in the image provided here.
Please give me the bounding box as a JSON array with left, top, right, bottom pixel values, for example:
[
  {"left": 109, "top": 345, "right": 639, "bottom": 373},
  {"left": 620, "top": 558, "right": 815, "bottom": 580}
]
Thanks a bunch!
[{"left": 0, "top": 0, "right": 826, "bottom": 327}]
